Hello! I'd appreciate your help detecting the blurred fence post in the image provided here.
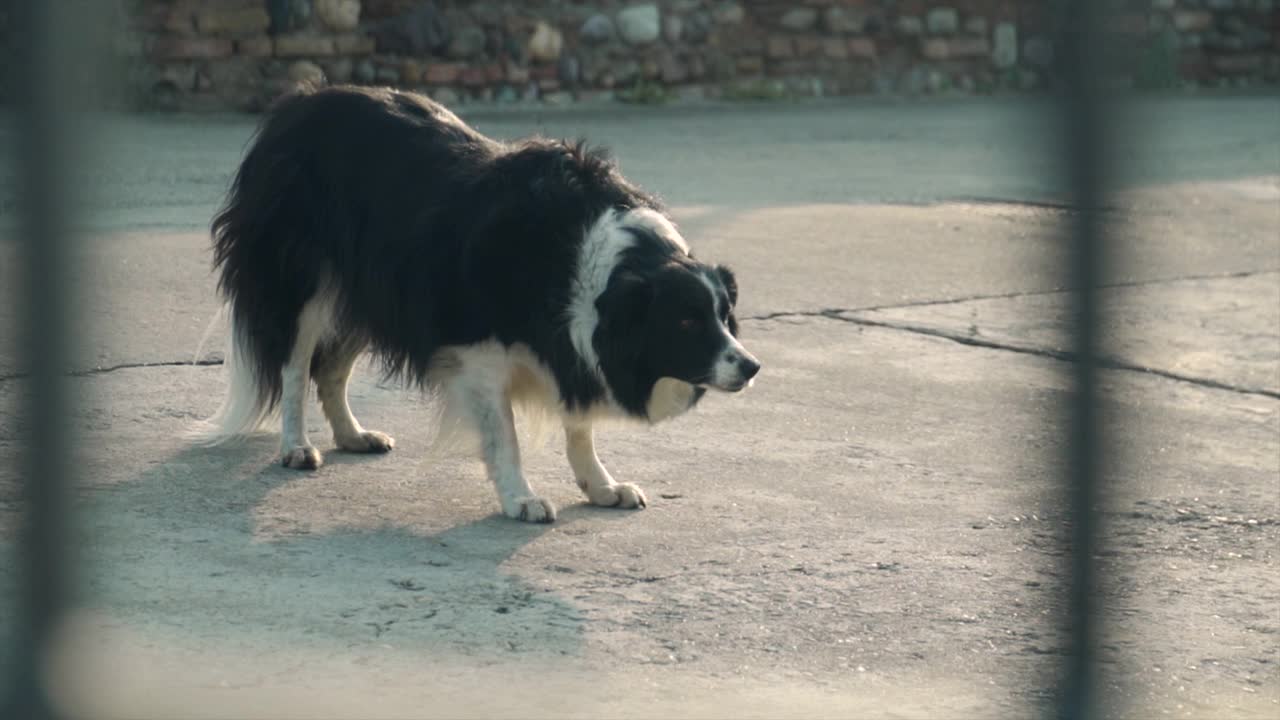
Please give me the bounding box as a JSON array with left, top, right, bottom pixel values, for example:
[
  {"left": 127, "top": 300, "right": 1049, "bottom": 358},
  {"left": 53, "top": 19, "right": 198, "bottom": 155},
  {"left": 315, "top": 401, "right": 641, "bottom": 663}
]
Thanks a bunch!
[
  {"left": 3, "top": 1, "right": 88, "bottom": 717},
  {"left": 1055, "top": 0, "right": 1113, "bottom": 718}
]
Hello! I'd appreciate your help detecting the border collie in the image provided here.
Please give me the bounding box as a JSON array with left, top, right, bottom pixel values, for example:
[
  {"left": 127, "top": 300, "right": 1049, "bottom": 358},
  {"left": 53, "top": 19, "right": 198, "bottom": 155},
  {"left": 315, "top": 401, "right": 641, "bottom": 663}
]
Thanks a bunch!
[{"left": 198, "top": 85, "right": 759, "bottom": 523}]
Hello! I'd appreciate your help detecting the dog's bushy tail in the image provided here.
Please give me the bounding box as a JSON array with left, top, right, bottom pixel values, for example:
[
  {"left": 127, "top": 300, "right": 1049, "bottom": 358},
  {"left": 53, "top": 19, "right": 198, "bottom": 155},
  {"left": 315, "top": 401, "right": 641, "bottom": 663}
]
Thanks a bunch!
[
  {"left": 189, "top": 90, "right": 330, "bottom": 445},
  {"left": 187, "top": 309, "right": 278, "bottom": 445}
]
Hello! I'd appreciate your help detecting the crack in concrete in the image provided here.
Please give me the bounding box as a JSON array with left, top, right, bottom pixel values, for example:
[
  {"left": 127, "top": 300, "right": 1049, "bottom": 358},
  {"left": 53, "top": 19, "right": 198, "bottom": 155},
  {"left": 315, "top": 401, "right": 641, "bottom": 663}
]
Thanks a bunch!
[
  {"left": 2, "top": 265, "right": 1276, "bottom": 401},
  {"left": 0, "top": 358, "right": 222, "bottom": 384},
  {"left": 745, "top": 268, "right": 1280, "bottom": 322},
  {"left": 820, "top": 311, "right": 1280, "bottom": 400},
  {"left": 948, "top": 196, "right": 1122, "bottom": 213},
  {"left": 740, "top": 268, "right": 1280, "bottom": 400}
]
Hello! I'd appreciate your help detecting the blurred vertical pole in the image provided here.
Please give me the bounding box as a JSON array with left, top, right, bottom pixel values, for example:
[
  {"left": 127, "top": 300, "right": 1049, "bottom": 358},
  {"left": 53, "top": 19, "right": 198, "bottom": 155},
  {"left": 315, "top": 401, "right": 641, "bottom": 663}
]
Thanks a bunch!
[
  {"left": 1055, "top": 0, "right": 1111, "bottom": 718},
  {"left": 4, "top": 1, "right": 83, "bottom": 718}
]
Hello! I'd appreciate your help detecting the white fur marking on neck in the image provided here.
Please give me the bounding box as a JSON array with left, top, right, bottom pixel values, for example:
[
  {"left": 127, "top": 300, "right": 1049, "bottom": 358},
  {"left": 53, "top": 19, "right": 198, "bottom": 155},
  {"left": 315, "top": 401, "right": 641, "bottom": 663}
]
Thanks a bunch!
[
  {"left": 567, "top": 207, "right": 692, "bottom": 407},
  {"left": 568, "top": 208, "right": 636, "bottom": 378}
]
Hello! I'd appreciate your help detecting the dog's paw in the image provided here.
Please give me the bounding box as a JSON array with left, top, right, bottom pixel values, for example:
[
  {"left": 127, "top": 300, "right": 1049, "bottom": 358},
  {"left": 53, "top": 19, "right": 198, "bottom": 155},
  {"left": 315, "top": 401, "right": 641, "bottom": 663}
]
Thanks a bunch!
[
  {"left": 588, "top": 482, "right": 648, "bottom": 510},
  {"left": 336, "top": 430, "right": 395, "bottom": 454},
  {"left": 503, "top": 496, "right": 557, "bottom": 524},
  {"left": 281, "top": 445, "right": 322, "bottom": 470}
]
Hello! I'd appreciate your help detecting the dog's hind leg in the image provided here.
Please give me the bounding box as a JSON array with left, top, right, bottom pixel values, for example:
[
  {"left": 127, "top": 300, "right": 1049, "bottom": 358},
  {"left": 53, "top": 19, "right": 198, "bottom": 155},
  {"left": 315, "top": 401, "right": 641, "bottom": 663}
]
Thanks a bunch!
[
  {"left": 314, "top": 339, "right": 394, "bottom": 454},
  {"left": 564, "top": 422, "right": 647, "bottom": 510},
  {"left": 446, "top": 369, "right": 555, "bottom": 523},
  {"left": 278, "top": 294, "right": 332, "bottom": 470}
]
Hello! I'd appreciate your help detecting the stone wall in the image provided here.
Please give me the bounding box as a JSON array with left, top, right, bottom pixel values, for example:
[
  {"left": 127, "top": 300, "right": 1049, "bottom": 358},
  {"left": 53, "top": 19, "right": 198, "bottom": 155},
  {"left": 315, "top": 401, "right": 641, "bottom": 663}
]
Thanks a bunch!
[{"left": 6, "top": 1, "right": 1280, "bottom": 111}]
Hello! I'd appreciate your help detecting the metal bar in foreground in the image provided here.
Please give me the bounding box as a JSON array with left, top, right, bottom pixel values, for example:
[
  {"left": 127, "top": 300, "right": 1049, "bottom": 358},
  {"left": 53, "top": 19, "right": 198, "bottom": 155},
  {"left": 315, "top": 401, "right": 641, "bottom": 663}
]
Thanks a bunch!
[
  {"left": 1055, "top": 0, "right": 1113, "bottom": 718},
  {"left": 3, "top": 2, "right": 85, "bottom": 718}
]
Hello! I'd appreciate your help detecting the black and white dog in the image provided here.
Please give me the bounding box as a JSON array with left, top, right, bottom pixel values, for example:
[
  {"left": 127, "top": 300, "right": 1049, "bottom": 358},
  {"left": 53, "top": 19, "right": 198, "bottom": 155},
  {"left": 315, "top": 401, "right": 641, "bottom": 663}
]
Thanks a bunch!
[{"left": 198, "top": 85, "right": 759, "bottom": 523}]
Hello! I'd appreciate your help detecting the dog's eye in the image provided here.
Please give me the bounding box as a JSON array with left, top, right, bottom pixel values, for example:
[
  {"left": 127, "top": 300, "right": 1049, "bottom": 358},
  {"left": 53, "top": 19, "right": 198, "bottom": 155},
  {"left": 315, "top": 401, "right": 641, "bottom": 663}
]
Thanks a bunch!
[{"left": 679, "top": 317, "right": 699, "bottom": 331}]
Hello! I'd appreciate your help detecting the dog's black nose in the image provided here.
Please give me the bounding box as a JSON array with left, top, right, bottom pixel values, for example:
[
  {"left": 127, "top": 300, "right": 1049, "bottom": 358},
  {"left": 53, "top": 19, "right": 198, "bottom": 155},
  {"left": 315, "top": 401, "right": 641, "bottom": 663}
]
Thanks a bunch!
[{"left": 739, "top": 355, "right": 761, "bottom": 381}]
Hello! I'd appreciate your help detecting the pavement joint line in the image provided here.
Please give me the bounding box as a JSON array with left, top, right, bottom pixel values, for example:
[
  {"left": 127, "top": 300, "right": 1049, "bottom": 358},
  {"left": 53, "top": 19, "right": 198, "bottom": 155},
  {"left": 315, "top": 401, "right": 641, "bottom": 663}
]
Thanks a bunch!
[
  {"left": 0, "top": 359, "right": 223, "bottom": 384},
  {"left": 821, "top": 311, "right": 1280, "bottom": 401},
  {"left": 743, "top": 268, "right": 1280, "bottom": 322},
  {"left": 15, "top": 314, "right": 1268, "bottom": 400},
  {"left": 1, "top": 262, "right": 1275, "bottom": 399},
  {"left": 948, "top": 196, "right": 1122, "bottom": 213}
]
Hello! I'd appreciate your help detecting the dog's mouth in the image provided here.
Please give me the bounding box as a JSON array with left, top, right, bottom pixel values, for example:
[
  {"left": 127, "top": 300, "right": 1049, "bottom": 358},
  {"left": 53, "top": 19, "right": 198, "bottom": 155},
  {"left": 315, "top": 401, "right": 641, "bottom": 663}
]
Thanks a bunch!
[{"left": 702, "top": 377, "right": 756, "bottom": 393}]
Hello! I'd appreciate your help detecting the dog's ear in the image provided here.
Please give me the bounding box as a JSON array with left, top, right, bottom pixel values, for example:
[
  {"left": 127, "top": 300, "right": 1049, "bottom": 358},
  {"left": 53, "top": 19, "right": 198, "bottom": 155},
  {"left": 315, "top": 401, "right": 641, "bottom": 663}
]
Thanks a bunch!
[
  {"left": 714, "top": 264, "right": 738, "bottom": 306},
  {"left": 595, "top": 270, "right": 651, "bottom": 330}
]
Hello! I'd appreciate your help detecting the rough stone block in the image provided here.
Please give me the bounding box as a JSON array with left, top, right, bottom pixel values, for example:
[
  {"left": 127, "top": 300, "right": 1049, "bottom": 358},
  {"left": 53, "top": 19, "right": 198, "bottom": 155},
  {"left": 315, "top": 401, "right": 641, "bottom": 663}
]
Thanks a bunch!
[
  {"left": 316, "top": 0, "right": 362, "bottom": 32},
  {"left": 767, "top": 36, "right": 796, "bottom": 59},
  {"left": 334, "top": 34, "right": 377, "bottom": 55},
  {"left": 235, "top": 36, "right": 274, "bottom": 58},
  {"left": 823, "top": 7, "right": 866, "bottom": 34},
  {"left": 275, "top": 35, "right": 338, "bottom": 57},
  {"left": 1173, "top": 11, "right": 1213, "bottom": 32},
  {"left": 920, "top": 37, "right": 950, "bottom": 60},
  {"left": 288, "top": 60, "right": 325, "bottom": 85},
  {"left": 779, "top": 8, "right": 819, "bottom": 31},
  {"left": 926, "top": 8, "right": 959, "bottom": 34},
  {"left": 948, "top": 37, "right": 991, "bottom": 58},
  {"left": 897, "top": 16, "right": 924, "bottom": 36},
  {"left": 152, "top": 37, "right": 234, "bottom": 60},
  {"left": 325, "top": 58, "right": 355, "bottom": 83},
  {"left": 618, "top": 4, "right": 661, "bottom": 45},
  {"left": 195, "top": 6, "right": 271, "bottom": 35},
  {"left": 847, "top": 37, "right": 877, "bottom": 59},
  {"left": 376, "top": 64, "right": 400, "bottom": 84},
  {"left": 992, "top": 22, "right": 1018, "bottom": 69},
  {"left": 424, "top": 62, "right": 463, "bottom": 84},
  {"left": 712, "top": 2, "right": 745, "bottom": 25},
  {"left": 506, "top": 62, "right": 531, "bottom": 84},
  {"left": 795, "top": 36, "right": 823, "bottom": 58},
  {"left": 1212, "top": 53, "right": 1263, "bottom": 74},
  {"left": 660, "top": 54, "right": 689, "bottom": 83},
  {"left": 400, "top": 59, "right": 423, "bottom": 84},
  {"left": 163, "top": 1, "right": 199, "bottom": 34}
]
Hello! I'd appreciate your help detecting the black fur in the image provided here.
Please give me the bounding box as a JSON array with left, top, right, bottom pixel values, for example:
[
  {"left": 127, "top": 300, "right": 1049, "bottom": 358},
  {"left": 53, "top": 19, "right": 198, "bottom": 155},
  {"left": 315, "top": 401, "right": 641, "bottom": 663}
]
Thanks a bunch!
[{"left": 212, "top": 85, "right": 740, "bottom": 422}]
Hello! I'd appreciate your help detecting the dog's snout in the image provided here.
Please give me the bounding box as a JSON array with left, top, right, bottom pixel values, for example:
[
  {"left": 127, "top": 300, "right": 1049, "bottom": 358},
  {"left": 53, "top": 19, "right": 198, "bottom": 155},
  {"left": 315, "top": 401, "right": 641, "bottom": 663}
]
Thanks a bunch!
[{"left": 738, "top": 354, "right": 761, "bottom": 381}]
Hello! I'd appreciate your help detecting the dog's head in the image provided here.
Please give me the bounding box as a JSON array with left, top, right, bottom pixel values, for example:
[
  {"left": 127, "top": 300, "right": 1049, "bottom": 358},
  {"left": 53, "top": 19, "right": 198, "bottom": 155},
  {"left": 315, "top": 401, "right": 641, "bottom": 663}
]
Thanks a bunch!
[{"left": 595, "top": 256, "right": 760, "bottom": 419}]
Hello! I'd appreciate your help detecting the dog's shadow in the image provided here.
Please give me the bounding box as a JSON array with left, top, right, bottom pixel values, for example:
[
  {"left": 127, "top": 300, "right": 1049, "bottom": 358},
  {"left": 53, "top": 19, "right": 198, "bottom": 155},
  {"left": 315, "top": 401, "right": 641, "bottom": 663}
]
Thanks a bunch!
[{"left": 79, "top": 438, "right": 589, "bottom": 658}]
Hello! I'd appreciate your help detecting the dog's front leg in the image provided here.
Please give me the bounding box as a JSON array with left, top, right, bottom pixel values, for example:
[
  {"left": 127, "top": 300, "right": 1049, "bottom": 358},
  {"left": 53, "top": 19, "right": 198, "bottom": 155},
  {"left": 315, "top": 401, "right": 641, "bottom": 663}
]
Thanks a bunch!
[
  {"left": 564, "top": 423, "right": 647, "bottom": 510},
  {"left": 462, "top": 386, "right": 556, "bottom": 523}
]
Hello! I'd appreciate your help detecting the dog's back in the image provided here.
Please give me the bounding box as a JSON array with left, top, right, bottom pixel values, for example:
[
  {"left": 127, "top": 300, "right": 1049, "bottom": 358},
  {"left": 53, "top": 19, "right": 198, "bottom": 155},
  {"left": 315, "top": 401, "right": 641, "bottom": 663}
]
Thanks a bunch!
[
  {"left": 209, "top": 88, "right": 494, "bottom": 425},
  {"left": 199, "top": 86, "right": 646, "bottom": 443}
]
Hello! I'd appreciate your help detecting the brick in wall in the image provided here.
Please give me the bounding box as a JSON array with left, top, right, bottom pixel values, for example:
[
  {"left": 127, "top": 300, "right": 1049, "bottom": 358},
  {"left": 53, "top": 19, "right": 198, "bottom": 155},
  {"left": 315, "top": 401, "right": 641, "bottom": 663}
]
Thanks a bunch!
[
  {"left": 275, "top": 35, "right": 337, "bottom": 57},
  {"left": 151, "top": 36, "right": 233, "bottom": 60},
  {"left": 195, "top": 6, "right": 270, "bottom": 35}
]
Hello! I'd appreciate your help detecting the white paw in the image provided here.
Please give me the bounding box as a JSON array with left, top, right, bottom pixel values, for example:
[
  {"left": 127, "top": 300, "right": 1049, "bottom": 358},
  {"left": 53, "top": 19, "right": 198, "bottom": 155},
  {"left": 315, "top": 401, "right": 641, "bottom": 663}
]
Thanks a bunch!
[
  {"left": 336, "top": 429, "right": 395, "bottom": 454},
  {"left": 281, "top": 445, "right": 322, "bottom": 470},
  {"left": 588, "top": 482, "right": 648, "bottom": 510},
  {"left": 502, "top": 496, "right": 557, "bottom": 524}
]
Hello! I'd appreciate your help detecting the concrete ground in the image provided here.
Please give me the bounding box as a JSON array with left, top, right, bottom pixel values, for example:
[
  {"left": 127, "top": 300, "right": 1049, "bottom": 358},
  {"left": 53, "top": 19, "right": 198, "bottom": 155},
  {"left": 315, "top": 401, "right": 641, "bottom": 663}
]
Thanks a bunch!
[{"left": 0, "top": 95, "right": 1277, "bottom": 719}]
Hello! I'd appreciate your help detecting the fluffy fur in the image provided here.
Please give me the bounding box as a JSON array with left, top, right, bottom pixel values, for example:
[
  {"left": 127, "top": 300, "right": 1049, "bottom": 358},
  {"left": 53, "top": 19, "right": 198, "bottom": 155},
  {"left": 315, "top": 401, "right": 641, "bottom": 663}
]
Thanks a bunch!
[{"left": 195, "top": 85, "right": 760, "bottom": 522}]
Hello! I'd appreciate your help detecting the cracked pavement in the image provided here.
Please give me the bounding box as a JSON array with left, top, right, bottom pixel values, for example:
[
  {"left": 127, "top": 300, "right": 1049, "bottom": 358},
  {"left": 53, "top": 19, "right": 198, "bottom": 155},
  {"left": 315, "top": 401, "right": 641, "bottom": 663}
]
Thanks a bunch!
[{"left": 1, "top": 96, "right": 1278, "bottom": 719}]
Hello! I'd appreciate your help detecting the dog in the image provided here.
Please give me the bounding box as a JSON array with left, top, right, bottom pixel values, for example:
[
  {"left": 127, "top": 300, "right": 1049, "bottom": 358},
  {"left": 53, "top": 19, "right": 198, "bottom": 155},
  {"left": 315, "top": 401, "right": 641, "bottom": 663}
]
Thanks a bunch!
[{"left": 197, "top": 85, "right": 759, "bottom": 523}]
